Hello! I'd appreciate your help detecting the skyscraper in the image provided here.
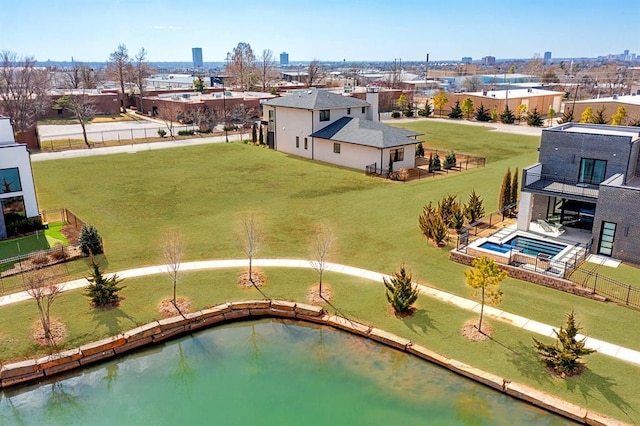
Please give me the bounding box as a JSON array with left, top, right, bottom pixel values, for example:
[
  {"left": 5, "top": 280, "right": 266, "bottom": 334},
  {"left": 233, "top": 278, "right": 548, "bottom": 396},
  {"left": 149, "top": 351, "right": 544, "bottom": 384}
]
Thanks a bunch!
[
  {"left": 543, "top": 51, "right": 552, "bottom": 64},
  {"left": 192, "top": 47, "right": 203, "bottom": 68},
  {"left": 280, "top": 52, "right": 289, "bottom": 65}
]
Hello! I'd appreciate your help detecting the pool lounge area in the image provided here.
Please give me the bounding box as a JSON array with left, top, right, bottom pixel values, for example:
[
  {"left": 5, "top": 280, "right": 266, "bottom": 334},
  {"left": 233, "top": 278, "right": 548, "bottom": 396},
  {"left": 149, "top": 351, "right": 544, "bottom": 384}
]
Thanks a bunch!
[{"left": 465, "top": 225, "right": 590, "bottom": 277}]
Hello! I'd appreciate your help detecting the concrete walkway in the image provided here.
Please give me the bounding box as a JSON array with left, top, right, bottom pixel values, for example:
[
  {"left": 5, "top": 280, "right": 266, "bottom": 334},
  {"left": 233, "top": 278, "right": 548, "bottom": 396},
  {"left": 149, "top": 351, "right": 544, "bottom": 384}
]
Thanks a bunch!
[{"left": 2, "top": 258, "right": 639, "bottom": 366}]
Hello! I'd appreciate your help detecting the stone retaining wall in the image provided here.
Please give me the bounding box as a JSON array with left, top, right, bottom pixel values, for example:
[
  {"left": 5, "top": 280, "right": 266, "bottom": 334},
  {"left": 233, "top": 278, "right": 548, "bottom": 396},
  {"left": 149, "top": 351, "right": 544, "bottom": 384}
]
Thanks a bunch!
[
  {"left": 450, "top": 250, "right": 606, "bottom": 302},
  {"left": 0, "top": 299, "right": 623, "bottom": 425}
]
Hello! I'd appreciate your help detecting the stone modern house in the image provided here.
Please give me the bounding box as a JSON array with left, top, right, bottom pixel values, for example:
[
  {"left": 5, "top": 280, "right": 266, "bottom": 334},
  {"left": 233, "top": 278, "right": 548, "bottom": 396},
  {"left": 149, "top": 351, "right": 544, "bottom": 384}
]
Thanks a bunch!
[
  {"left": 0, "top": 117, "right": 40, "bottom": 240},
  {"left": 263, "top": 88, "right": 420, "bottom": 172},
  {"left": 518, "top": 123, "right": 640, "bottom": 263}
]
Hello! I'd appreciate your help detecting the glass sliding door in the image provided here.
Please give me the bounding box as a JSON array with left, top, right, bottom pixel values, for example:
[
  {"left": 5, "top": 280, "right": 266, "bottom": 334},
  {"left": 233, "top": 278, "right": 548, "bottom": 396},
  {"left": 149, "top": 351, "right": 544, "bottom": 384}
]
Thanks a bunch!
[{"left": 578, "top": 158, "right": 607, "bottom": 184}]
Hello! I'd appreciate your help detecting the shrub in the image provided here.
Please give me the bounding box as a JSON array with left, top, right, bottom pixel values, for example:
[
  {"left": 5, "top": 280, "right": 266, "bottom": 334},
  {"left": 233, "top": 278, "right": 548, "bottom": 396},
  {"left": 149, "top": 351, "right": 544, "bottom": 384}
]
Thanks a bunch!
[
  {"left": 431, "top": 153, "right": 441, "bottom": 172},
  {"left": 475, "top": 104, "right": 491, "bottom": 122},
  {"left": 49, "top": 244, "right": 68, "bottom": 261},
  {"left": 177, "top": 129, "right": 196, "bottom": 136},
  {"left": 448, "top": 101, "right": 463, "bottom": 119},
  {"left": 383, "top": 264, "right": 418, "bottom": 314},
  {"left": 78, "top": 224, "right": 103, "bottom": 255},
  {"left": 30, "top": 253, "right": 50, "bottom": 265},
  {"left": 443, "top": 151, "right": 456, "bottom": 170},
  {"left": 85, "top": 261, "right": 125, "bottom": 307},
  {"left": 526, "top": 108, "right": 544, "bottom": 127},
  {"left": 397, "top": 168, "right": 409, "bottom": 181},
  {"left": 157, "top": 129, "right": 167, "bottom": 137},
  {"left": 391, "top": 111, "right": 401, "bottom": 119},
  {"left": 415, "top": 142, "right": 424, "bottom": 157}
]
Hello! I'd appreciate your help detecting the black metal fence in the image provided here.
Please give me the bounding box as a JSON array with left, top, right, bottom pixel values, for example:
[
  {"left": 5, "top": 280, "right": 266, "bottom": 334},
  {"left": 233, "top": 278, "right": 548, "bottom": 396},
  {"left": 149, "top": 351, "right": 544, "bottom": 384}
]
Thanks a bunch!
[{"left": 569, "top": 267, "right": 640, "bottom": 310}]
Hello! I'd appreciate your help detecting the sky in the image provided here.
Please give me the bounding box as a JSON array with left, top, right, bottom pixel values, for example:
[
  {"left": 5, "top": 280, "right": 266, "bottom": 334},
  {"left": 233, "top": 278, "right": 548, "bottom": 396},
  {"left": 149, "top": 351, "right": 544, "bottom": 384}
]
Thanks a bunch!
[{"left": 2, "top": 0, "right": 638, "bottom": 63}]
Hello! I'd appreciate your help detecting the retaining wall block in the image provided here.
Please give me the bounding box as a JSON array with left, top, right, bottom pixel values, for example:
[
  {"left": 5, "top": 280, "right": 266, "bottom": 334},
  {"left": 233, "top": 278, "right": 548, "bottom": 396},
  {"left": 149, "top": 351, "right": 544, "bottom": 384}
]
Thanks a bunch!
[
  {"left": 223, "top": 309, "right": 251, "bottom": 321},
  {"left": 114, "top": 336, "right": 153, "bottom": 355},
  {"left": 231, "top": 300, "right": 271, "bottom": 310},
  {"left": 368, "top": 328, "right": 411, "bottom": 350},
  {"left": 79, "top": 349, "right": 116, "bottom": 366},
  {"left": 294, "top": 303, "right": 324, "bottom": 317},
  {"left": 327, "top": 315, "right": 371, "bottom": 336},
  {"left": 123, "top": 322, "right": 162, "bottom": 342},
  {"left": 505, "top": 382, "right": 587, "bottom": 423},
  {"left": 44, "top": 360, "right": 81, "bottom": 377},
  {"left": 270, "top": 308, "right": 297, "bottom": 319},
  {"left": 446, "top": 359, "right": 505, "bottom": 392},
  {"left": 36, "top": 348, "right": 83, "bottom": 371},
  {"left": 158, "top": 315, "right": 192, "bottom": 330},
  {"left": 1, "top": 359, "right": 39, "bottom": 380},
  {"left": 79, "top": 335, "right": 126, "bottom": 357},
  {"left": 248, "top": 308, "right": 273, "bottom": 317},
  {"left": 585, "top": 411, "right": 629, "bottom": 426},
  {"left": 270, "top": 300, "right": 296, "bottom": 311},
  {"left": 201, "top": 303, "right": 232, "bottom": 318},
  {"left": 1, "top": 370, "right": 44, "bottom": 388},
  {"left": 406, "top": 343, "right": 449, "bottom": 367},
  {"left": 152, "top": 325, "right": 186, "bottom": 343},
  {"left": 297, "top": 313, "right": 330, "bottom": 325}
]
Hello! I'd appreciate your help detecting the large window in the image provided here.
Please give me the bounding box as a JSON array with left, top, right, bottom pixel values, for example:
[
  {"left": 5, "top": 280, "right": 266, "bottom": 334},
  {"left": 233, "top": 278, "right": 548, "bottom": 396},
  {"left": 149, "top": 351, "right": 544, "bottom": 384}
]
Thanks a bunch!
[
  {"left": 333, "top": 143, "right": 341, "bottom": 154},
  {"left": 0, "top": 168, "right": 22, "bottom": 194},
  {"left": 304, "top": 138, "right": 308, "bottom": 150},
  {"left": 578, "top": 158, "right": 606, "bottom": 184},
  {"left": 2, "top": 196, "right": 26, "bottom": 236},
  {"left": 598, "top": 221, "right": 616, "bottom": 256},
  {"left": 319, "top": 110, "right": 330, "bottom": 121},
  {"left": 390, "top": 148, "right": 404, "bottom": 162}
]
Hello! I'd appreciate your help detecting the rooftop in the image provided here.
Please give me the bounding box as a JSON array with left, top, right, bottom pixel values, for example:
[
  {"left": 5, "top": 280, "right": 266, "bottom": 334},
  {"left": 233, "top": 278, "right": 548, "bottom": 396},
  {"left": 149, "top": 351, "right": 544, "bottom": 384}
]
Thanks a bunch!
[
  {"left": 550, "top": 123, "right": 640, "bottom": 141},
  {"left": 467, "top": 88, "right": 564, "bottom": 100},
  {"left": 310, "top": 116, "right": 421, "bottom": 149},
  {"left": 264, "top": 89, "right": 369, "bottom": 110},
  {"left": 574, "top": 94, "right": 640, "bottom": 106}
]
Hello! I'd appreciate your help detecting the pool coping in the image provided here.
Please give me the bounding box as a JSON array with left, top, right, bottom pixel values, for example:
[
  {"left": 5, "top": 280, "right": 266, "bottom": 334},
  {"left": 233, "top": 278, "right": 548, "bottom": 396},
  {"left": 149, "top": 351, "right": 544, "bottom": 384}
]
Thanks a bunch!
[{"left": 0, "top": 299, "right": 625, "bottom": 425}]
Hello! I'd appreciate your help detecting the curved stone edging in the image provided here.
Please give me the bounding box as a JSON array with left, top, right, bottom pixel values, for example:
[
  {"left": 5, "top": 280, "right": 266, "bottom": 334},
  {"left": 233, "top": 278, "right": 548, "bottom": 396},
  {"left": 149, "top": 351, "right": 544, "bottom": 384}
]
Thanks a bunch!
[{"left": 0, "top": 299, "right": 626, "bottom": 425}]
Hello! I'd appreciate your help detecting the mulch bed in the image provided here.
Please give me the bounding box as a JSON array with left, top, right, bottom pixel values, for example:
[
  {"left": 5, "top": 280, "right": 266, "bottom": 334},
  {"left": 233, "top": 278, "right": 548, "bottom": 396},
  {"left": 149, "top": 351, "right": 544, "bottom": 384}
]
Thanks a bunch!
[
  {"left": 159, "top": 297, "right": 193, "bottom": 318},
  {"left": 462, "top": 319, "right": 493, "bottom": 341},
  {"left": 237, "top": 270, "right": 266, "bottom": 288},
  {"left": 33, "top": 319, "right": 66, "bottom": 347},
  {"left": 306, "top": 284, "right": 332, "bottom": 304}
]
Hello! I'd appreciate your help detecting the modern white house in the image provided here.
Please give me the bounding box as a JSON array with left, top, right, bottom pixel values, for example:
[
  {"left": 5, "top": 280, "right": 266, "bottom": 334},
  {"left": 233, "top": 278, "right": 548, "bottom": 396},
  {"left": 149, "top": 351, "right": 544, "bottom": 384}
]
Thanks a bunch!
[
  {"left": 263, "top": 88, "right": 420, "bottom": 172},
  {"left": 0, "top": 117, "right": 40, "bottom": 240}
]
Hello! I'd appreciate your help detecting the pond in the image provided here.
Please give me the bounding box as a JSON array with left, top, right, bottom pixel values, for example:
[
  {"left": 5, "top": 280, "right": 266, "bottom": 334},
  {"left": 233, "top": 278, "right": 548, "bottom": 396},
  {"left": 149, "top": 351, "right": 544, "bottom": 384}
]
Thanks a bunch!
[{"left": 0, "top": 319, "right": 572, "bottom": 425}]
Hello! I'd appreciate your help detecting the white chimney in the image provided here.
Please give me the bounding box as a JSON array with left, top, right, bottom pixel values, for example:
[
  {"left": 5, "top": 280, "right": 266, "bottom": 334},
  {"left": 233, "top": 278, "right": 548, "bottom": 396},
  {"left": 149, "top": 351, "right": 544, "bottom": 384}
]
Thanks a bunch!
[{"left": 366, "top": 87, "right": 379, "bottom": 122}]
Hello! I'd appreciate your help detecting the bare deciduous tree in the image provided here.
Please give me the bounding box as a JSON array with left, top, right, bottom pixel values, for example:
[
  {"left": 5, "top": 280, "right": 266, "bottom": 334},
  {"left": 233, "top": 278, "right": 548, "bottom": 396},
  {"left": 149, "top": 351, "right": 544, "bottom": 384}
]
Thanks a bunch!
[
  {"left": 53, "top": 93, "right": 97, "bottom": 148},
  {"left": 239, "top": 212, "right": 264, "bottom": 286},
  {"left": 22, "top": 267, "right": 61, "bottom": 346},
  {"left": 225, "top": 42, "right": 257, "bottom": 91},
  {"left": 258, "top": 49, "right": 279, "bottom": 92},
  {"left": 132, "top": 47, "right": 154, "bottom": 113},
  {"left": 309, "top": 224, "right": 334, "bottom": 298},
  {"left": 0, "top": 51, "right": 51, "bottom": 132},
  {"left": 162, "top": 230, "right": 184, "bottom": 306},
  {"left": 304, "top": 59, "right": 322, "bottom": 88},
  {"left": 106, "top": 43, "right": 131, "bottom": 113},
  {"left": 232, "top": 104, "right": 258, "bottom": 142}
]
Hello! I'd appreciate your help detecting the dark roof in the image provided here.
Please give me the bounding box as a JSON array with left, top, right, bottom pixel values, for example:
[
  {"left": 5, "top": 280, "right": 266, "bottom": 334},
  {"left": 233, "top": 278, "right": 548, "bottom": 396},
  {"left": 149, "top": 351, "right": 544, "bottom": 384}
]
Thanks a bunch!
[
  {"left": 310, "top": 117, "right": 421, "bottom": 149},
  {"left": 263, "top": 89, "right": 369, "bottom": 110}
]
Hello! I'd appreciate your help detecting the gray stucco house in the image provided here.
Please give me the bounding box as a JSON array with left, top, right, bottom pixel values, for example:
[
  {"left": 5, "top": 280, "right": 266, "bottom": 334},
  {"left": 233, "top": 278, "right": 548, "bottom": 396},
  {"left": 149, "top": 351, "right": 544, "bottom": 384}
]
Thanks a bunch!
[{"left": 517, "top": 123, "right": 640, "bottom": 264}]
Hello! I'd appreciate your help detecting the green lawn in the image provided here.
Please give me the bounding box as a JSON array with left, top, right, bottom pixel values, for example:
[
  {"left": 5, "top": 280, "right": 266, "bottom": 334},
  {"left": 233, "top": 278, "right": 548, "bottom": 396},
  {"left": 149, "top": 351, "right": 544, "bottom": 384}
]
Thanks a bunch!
[
  {"left": 0, "top": 223, "right": 69, "bottom": 273},
  {"left": 2, "top": 120, "right": 639, "bottom": 423}
]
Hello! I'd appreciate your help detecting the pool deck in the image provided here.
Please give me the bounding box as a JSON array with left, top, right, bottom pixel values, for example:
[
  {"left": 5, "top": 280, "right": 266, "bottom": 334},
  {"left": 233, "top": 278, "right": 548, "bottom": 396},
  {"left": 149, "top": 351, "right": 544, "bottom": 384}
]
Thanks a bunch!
[{"left": 1, "top": 258, "right": 638, "bottom": 367}]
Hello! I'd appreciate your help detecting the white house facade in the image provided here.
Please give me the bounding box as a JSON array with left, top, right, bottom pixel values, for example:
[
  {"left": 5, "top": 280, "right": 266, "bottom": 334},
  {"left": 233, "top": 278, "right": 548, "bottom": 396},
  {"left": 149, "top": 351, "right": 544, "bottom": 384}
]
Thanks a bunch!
[
  {"left": 263, "top": 89, "right": 419, "bottom": 172},
  {"left": 0, "top": 117, "right": 40, "bottom": 240}
]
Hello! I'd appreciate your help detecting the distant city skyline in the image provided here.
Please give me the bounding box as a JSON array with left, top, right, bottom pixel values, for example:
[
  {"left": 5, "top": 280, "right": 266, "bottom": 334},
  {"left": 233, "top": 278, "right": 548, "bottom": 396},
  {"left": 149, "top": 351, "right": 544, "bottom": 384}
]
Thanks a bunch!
[{"left": 2, "top": 0, "right": 638, "bottom": 64}]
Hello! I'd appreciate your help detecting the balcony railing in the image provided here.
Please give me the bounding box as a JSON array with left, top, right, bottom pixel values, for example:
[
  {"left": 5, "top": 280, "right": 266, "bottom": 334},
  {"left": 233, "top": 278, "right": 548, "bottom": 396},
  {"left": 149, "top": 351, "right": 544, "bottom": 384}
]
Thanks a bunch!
[{"left": 522, "top": 169, "right": 599, "bottom": 199}]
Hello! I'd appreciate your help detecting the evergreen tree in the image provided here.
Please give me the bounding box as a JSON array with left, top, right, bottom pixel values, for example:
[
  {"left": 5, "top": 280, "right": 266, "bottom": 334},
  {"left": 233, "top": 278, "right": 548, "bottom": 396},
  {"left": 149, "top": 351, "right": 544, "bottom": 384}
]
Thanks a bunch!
[
  {"left": 499, "top": 105, "right": 515, "bottom": 124},
  {"left": 430, "top": 214, "right": 449, "bottom": 246},
  {"left": 251, "top": 123, "right": 258, "bottom": 143},
  {"left": 592, "top": 106, "right": 608, "bottom": 124},
  {"left": 579, "top": 107, "right": 594, "bottom": 123},
  {"left": 193, "top": 75, "right": 205, "bottom": 93},
  {"left": 259, "top": 126, "right": 264, "bottom": 144},
  {"left": 475, "top": 104, "right": 491, "bottom": 122},
  {"left": 498, "top": 168, "right": 512, "bottom": 211},
  {"left": 443, "top": 151, "right": 456, "bottom": 169},
  {"left": 384, "top": 264, "right": 419, "bottom": 314},
  {"left": 427, "top": 153, "right": 434, "bottom": 172},
  {"left": 464, "top": 190, "right": 485, "bottom": 224},
  {"left": 418, "top": 202, "right": 436, "bottom": 239},
  {"left": 448, "top": 101, "right": 463, "bottom": 119},
  {"left": 78, "top": 224, "right": 103, "bottom": 255},
  {"left": 431, "top": 153, "right": 441, "bottom": 171},
  {"left": 451, "top": 203, "right": 465, "bottom": 231},
  {"left": 510, "top": 168, "right": 519, "bottom": 209},
  {"left": 415, "top": 142, "right": 424, "bottom": 157},
  {"left": 526, "top": 108, "right": 544, "bottom": 127},
  {"left": 533, "top": 310, "right": 595, "bottom": 377},
  {"left": 86, "top": 261, "right": 125, "bottom": 307},
  {"left": 438, "top": 194, "right": 458, "bottom": 228},
  {"left": 558, "top": 108, "right": 573, "bottom": 124}
]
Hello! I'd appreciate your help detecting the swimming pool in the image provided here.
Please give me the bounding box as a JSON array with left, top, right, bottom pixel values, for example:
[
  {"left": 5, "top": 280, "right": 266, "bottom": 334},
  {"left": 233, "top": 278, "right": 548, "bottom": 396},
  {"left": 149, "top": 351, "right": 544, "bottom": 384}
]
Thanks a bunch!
[{"left": 479, "top": 235, "right": 567, "bottom": 258}]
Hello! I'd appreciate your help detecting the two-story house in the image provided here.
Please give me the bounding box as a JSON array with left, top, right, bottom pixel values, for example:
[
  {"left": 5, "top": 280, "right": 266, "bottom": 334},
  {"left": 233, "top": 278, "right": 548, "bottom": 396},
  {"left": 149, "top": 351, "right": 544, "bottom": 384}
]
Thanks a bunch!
[
  {"left": 0, "top": 117, "right": 40, "bottom": 240},
  {"left": 518, "top": 123, "right": 640, "bottom": 263},
  {"left": 263, "top": 88, "right": 420, "bottom": 172}
]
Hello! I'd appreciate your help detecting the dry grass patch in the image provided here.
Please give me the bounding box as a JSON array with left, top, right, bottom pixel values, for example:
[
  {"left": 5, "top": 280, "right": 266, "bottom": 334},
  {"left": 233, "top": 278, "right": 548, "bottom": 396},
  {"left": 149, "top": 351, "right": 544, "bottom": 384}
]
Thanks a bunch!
[
  {"left": 306, "top": 284, "right": 332, "bottom": 303},
  {"left": 159, "top": 297, "right": 192, "bottom": 318},
  {"left": 237, "top": 270, "right": 266, "bottom": 288},
  {"left": 32, "top": 319, "right": 66, "bottom": 347},
  {"left": 462, "top": 319, "right": 493, "bottom": 341}
]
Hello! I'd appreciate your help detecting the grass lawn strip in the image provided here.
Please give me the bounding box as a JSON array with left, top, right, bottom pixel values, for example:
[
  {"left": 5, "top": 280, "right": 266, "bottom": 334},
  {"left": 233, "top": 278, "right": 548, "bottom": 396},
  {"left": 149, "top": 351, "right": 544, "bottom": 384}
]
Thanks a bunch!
[{"left": 0, "top": 268, "right": 638, "bottom": 424}]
